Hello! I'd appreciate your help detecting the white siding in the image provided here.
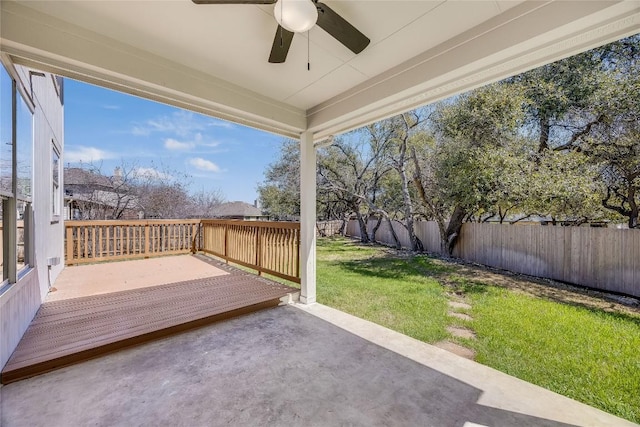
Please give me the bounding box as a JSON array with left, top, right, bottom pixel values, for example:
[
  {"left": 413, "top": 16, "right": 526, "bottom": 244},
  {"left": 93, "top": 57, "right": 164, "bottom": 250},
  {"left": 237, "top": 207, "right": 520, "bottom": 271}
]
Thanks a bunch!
[
  {"left": 0, "top": 64, "right": 64, "bottom": 370},
  {"left": 14, "top": 65, "right": 65, "bottom": 297}
]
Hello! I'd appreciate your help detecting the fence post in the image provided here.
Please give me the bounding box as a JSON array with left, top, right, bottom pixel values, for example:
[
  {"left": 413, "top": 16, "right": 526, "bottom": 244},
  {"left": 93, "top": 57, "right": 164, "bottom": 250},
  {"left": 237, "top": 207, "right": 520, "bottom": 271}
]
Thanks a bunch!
[{"left": 65, "top": 225, "right": 74, "bottom": 265}]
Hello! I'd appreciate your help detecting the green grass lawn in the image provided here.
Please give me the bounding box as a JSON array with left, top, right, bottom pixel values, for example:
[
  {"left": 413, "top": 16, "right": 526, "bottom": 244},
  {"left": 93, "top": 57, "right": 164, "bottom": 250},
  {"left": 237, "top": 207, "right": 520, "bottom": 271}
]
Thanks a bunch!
[
  {"left": 315, "top": 237, "right": 640, "bottom": 424},
  {"left": 316, "top": 238, "right": 450, "bottom": 343},
  {"left": 465, "top": 284, "right": 640, "bottom": 423}
]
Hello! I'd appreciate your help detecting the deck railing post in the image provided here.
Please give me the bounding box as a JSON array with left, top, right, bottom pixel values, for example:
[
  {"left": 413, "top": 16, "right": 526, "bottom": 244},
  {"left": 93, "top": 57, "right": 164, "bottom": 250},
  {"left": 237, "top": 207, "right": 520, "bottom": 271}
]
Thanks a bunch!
[
  {"left": 191, "top": 222, "right": 198, "bottom": 254},
  {"left": 65, "top": 225, "right": 74, "bottom": 265},
  {"left": 144, "top": 221, "right": 150, "bottom": 258},
  {"left": 224, "top": 224, "right": 228, "bottom": 264},
  {"left": 256, "top": 226, "right": 262, "bottom": 276}
]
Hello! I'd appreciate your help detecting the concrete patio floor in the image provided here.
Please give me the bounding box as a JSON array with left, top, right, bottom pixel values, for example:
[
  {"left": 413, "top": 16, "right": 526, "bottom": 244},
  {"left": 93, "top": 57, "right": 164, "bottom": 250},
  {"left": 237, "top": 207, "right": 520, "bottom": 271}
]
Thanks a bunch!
[
  {"left": 1, "top": 303, "right": 634, "bottom": 427},
  {"left": 47, "top": 255, "right": 229, "bottom": 301}
]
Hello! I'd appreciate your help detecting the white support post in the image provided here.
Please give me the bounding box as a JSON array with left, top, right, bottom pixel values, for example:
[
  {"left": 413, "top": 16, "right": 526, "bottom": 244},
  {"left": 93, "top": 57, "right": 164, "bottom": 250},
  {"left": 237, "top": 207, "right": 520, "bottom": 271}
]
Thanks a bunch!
[{"left": 299, "top": 131, "right": 316, "bottom": 304}]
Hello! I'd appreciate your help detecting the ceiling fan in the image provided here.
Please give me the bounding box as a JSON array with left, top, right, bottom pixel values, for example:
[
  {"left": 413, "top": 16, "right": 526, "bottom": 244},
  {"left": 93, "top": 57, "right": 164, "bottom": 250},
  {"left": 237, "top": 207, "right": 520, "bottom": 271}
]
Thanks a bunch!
[{"left": 192, "top": 0, "right": 370, "bottom": 64}]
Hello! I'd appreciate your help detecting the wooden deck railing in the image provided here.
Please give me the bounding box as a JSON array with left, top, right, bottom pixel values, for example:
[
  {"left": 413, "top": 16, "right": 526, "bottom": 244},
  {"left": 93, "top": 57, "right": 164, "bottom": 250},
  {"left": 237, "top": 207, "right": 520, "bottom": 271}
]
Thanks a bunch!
[
  {"left": 64, "top": 219, "right": 301, "bottom": 283},
  {"left": 200, "top": 220, "right": 301, "bottom": 283},
  {"left": 65, "top": 220, "right": 201, "bottom": 265}
]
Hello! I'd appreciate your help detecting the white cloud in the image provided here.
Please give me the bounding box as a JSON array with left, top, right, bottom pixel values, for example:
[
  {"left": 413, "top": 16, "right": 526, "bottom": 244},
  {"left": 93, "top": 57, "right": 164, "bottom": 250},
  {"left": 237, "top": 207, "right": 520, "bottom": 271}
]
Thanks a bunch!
[
  {"left": 132, "top": 111, "right": 233, "bottom": 137},
  {"left": 65, "top": 146, "right": 116, "bottom": 163},
  {"left": 164, "top": 138, "right": 194, "bottom": 151},
  {"left": 133, "top": 167, "right": 173, "bottom": 181},
  {"left": 189, "top": 157, "right": 221, "bottom": 173}
]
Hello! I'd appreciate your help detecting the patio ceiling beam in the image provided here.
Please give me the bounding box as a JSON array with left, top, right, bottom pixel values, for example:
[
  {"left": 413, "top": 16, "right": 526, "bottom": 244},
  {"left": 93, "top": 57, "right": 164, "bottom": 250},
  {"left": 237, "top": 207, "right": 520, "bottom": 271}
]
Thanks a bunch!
[
  {"left": 306, "top": 0, "right": 640, "bottom": 140},
  {"left": 0, "top": 1, "right": 307, "bottom": 139}
]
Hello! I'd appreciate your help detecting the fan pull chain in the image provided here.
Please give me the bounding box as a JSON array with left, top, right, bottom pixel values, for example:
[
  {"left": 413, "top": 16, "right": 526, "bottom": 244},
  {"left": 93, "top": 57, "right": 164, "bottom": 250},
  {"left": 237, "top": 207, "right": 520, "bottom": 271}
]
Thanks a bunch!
[{"left": 307, "top": 30, "right": 310, "bottom": 71}]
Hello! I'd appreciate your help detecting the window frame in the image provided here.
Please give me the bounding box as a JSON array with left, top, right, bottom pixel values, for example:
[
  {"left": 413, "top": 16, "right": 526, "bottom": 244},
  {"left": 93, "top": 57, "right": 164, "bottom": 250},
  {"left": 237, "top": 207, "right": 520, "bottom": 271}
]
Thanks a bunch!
[
  {"left": 0, "top": 62, "right": 35, "bottom": 288},
  {"left": 52, "top": 141, "right": 61, "bottom": 221}
]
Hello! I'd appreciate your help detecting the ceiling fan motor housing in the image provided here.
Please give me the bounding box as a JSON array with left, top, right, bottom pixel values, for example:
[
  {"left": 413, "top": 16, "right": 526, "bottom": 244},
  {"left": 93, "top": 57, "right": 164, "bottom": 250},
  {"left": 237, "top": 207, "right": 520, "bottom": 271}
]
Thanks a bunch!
[{"left": 274, "top": 0, "right": 318, "bottom": 33}]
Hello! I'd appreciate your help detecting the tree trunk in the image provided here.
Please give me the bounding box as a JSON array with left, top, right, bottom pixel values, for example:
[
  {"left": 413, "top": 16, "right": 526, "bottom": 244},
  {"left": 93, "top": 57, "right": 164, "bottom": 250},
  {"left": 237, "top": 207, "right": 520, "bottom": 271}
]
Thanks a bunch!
[
  {"left": 371, "top": 215, "right": 383, "bottom": 243},
  {"left": 397, "top": 140, "right": 422, "bottom": 251},
  {"left": 630, "top": 212, "right": 639, "bottom": 229},
  {"left": 386, "top": 218, "right": 402, "bottom": 250},
  {"left": 628, "top": 187, "right": 638, "bottom": 229},
  {"left": 538, "top": 117, "right": 550, "bottom": 153},
  {"left": 440, "top": 205, "right": 466, "bottom": 256},
  {"left": 355, "top": 211, "right": 370, "bottom": 243},
  {"left": 339, "top": 213, "right": 348, "bottom": 236}
]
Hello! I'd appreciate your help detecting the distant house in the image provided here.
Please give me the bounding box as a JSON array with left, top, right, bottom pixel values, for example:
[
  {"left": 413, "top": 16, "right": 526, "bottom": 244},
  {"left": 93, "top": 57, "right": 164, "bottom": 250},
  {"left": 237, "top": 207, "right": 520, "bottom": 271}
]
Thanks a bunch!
[
  {"left": 64, "top": 167, "right": 142, "bottom": 220},
  {"left": 210, "top": 201, "right": 269, "bottom": 221}
]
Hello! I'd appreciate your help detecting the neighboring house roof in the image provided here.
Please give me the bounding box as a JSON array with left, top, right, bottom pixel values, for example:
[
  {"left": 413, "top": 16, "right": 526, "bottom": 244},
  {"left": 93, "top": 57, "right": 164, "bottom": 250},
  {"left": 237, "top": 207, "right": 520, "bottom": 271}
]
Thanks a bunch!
[
  {"left": 65, "top": 190, "right": 140, "bottom": 210},
  {"left": 64, "top": 168, "right": 140, "bottom": 211},
  {"left": 64, "top": 168, "right": 112, "bottom": 187},
  {"left": 211, "top": 201, "right": 264, "bottom": 218}
]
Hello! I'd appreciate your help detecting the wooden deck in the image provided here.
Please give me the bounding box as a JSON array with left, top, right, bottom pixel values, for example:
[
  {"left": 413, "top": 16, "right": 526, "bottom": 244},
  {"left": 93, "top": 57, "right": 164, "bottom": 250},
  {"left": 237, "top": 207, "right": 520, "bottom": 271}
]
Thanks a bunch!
[{"left": 1, "top": 256, "right": 297, "bottom": 384}]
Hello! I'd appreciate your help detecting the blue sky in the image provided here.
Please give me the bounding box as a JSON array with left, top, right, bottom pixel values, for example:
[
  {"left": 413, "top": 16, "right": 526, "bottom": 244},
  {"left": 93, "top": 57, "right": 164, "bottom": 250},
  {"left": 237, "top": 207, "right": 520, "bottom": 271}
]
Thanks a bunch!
[{"left": 64, "top": 79, "right": 285, "bottom": 203}]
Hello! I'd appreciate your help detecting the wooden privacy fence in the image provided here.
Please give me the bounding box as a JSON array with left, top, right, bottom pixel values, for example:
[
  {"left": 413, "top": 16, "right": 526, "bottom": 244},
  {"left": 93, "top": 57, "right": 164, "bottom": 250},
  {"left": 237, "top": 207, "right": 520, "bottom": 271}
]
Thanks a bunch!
[
  {"left": 346, "top": 219, "right": 640, "bottom": 298},
  {"left": 200, "top": 220, "right": 301, "bottom": 283},
  {"left": 65, "top": 219, "right": 301, "bottom": 284}
]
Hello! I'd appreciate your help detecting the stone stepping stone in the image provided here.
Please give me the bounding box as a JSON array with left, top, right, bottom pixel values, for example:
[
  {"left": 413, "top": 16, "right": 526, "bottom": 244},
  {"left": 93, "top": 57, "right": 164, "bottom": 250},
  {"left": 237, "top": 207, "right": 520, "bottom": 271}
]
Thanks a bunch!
[
  {"left": 448, "top": 300, "right": 471, "bottom": 310},
  {"left": 447, "top": 326, "right": 476, "bottom": 340},
  {"left": 434, "top": 341, "right": 476, "bottom": 360},
  {"left": 448, "top": 311, "right": 473, "bottom": 321}
]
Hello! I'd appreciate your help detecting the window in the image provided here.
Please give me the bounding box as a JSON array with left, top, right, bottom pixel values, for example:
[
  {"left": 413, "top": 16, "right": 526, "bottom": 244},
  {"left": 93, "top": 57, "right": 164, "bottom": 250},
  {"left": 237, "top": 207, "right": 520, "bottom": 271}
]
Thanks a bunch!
[
  {"left": 52, "top": 143, "right": 61, "bottom": 218},
  {"left": 15, "top": 75, "right": 33, "bottom": 273},
  {"left": 1, "top": 66, "right": 12, "bottom": 198},
  {"left": 0, "top": 63, "right": 34, "bottom": 286},
  {"left": 0, "top": 66, "right": 11, "bottom": 282},
  {"left": 16, "top": 94, "right": 32, "bottom": 201}
]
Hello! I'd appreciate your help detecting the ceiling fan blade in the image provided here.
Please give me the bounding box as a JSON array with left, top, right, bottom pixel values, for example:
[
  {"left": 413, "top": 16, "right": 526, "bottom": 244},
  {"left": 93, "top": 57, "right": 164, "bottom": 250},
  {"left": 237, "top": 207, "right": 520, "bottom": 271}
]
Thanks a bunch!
[
  {"left": 315, "top": 1, "right": 370, "bottom": 54},
  {"left": 269, "top": 26, "right": 295, "bottom": 63},
  {"left": 192, "top": 0, "right": 276, "bottom": 4}
]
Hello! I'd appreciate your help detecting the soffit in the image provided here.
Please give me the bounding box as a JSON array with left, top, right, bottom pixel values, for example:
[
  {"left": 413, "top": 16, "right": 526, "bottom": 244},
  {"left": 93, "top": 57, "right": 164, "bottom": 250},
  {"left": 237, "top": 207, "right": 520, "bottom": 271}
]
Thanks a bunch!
[{"left": 2, "top": 0, "right": 638, "bottom": 139}]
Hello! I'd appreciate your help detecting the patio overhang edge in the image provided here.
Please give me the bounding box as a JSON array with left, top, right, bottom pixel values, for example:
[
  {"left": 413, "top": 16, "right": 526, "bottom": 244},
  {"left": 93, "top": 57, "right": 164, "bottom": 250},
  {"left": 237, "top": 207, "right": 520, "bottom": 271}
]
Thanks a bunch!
[
  {"left": 0, "top": 1, "right": 307, "bottom": 140},
  {"left": 306, "top": 0, "right": 640, "bottom": 140},
  {"left": 3, "top": 1, "right": 638, "bottom": 144}
]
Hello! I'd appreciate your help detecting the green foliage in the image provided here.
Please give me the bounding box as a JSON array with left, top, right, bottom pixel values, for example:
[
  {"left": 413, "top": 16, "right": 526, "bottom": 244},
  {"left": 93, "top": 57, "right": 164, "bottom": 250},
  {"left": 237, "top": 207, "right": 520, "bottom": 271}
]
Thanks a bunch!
[
  {"left": 260, "top": 35, "right": 639, "bottom": 232},
  {"left": 525, "top": 150, "right": 608, "bottom": 221},
  {"left": 433, "top": 84, "right": 526, "bottom": 147},
  {"left": 257, "top": 139, "right": 300, "bottom": 219},
  {"left": 584, "top": 62, "right": 640, "bottom": 227}
]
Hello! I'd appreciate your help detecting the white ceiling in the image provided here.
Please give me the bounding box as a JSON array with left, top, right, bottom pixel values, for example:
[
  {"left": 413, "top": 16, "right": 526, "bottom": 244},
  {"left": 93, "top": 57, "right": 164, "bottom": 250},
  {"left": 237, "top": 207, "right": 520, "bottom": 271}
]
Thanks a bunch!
[{"left": 2, "top": 0, "right": 639, "bottom": 139}]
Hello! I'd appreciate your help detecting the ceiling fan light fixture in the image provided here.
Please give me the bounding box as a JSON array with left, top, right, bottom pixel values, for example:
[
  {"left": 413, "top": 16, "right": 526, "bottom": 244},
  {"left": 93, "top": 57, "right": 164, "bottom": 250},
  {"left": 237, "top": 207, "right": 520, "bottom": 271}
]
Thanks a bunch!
[{"left": 274, "top": 0, "right": 318, "bottom": 33}]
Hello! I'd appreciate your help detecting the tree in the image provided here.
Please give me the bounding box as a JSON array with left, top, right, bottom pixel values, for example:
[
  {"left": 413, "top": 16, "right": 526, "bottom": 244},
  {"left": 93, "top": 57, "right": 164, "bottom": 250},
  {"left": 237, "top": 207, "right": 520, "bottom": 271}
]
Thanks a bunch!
[
  {"left": 524, "top": 150, "right": 606, "bottom": 224},
  {"left": 257, "top": 139, "right": 300, "bottom": 220},
  {"left": 189, "top": 188, "right": 226, "bottom": 218},
  {"left": 67, "top": 161, "right": 225, "bottom": 220},
  {"left": 413, "top": 83, "right": 526, "bottom": 255},
  {"left": 369, "top": 111, "right": 430, "bottom": 251},
  {"left": 585, "top": 71, "right": 640, "bottom": 228},
  {"left": 507, "top": 49, "right": 604, "bottom": 153},
  {"left": 510, "top": 35, "right": 639, "bottom": 226},
  {"left": 317, "top": 134, "right": 400, "bottom": 245}
]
